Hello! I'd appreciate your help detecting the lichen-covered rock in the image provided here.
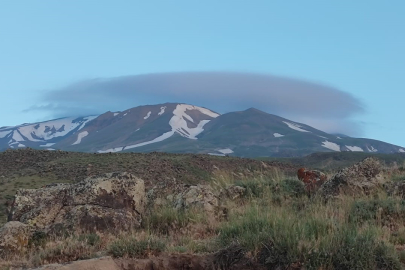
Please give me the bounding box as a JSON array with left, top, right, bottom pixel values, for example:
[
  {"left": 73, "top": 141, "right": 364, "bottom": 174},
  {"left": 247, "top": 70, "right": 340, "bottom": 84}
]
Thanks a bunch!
[
  {"left": 0, "top": 221, "right": 32, "bottom": 254},
  {"left": 174, "top": 185, "right": 226, "bottom": 221},
  {"left": 9, "top": 172, "right": 145, "bottom": 233},
  {"left": 319, "top": 157, "right": 384, "bottom": 197}
]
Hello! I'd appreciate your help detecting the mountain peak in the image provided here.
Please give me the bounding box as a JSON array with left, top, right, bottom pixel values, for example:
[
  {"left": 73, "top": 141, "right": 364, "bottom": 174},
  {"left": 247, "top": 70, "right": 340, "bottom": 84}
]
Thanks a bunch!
[{"left": 1, "top": 103, "right": 404, "bottom": 156}]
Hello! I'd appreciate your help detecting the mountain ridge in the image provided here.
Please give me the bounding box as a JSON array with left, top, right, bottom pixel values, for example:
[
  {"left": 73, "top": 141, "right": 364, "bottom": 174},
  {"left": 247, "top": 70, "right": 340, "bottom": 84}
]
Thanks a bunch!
[{"left": 1, "top": 103, "right": 404, "bottom": 157}]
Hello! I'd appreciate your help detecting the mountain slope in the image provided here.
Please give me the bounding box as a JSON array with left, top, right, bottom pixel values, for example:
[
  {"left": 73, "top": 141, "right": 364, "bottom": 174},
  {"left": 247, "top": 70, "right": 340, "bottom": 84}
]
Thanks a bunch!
[
  {"left": 197, "top": 108, "right": 404, "bottom": 157},
  {"left": 1, "top": 103, "right": 404, "bottom": 157}
]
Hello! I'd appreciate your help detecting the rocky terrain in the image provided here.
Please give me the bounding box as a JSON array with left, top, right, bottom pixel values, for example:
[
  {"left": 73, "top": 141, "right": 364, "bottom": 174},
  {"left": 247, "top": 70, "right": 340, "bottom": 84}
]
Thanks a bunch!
[{"left": 1, "top": 149, "right": 405, "bottom": 269}]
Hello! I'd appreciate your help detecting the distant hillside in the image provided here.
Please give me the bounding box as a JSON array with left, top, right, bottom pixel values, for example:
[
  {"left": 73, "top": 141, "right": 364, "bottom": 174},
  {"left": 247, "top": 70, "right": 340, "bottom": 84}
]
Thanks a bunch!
[{"left": 1, "top": 103, "right": 404, "bottom": 157}]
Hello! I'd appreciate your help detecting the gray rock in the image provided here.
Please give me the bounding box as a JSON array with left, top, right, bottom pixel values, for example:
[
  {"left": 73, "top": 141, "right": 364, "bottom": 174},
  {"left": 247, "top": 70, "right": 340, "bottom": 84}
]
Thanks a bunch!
[
  {"left": 174, "top": 185, "right": 226, "bottom": 221},
  {"left": 319, "top": 157, "right": 384, "bottom": 197},
  {"left": 9, "top": 172, "right": 145, "bottom": 233}
]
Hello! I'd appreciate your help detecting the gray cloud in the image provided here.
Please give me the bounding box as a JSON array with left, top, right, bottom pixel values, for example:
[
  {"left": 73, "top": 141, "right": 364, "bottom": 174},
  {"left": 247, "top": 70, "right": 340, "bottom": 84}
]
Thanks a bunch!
[{"left": 27, "top": 72, "right": 365, "bottom": 135}]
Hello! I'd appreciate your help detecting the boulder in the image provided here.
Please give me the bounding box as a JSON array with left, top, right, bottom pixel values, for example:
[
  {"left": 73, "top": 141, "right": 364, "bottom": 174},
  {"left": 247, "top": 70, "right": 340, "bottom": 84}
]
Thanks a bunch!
[
  {"left": 297, "top": 168, "right": 327, "bottom": 193},
  {"left": 319, "top": 157, "right": 384, "bottom": 197},
  {"left": 174, "top": 185, "right": 226, "bottom": 221},
  {"left": 0, "top": 221, "right": 32, "bottom": 254},
  {"left": 9, "top": 172, "right": 145, "bottom": 233}
]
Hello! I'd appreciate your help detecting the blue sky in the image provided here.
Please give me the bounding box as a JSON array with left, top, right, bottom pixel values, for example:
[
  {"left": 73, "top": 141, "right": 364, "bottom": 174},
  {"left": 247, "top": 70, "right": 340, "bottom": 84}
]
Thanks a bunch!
[{"left": 0, "top": 1, "right": 404, "bottom": 146}]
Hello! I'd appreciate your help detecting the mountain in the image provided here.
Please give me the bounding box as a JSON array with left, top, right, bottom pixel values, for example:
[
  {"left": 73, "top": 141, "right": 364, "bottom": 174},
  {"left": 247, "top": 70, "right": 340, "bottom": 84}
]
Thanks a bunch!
[{"left": 1, "top": 103, "right": 404, "bottom": 157}]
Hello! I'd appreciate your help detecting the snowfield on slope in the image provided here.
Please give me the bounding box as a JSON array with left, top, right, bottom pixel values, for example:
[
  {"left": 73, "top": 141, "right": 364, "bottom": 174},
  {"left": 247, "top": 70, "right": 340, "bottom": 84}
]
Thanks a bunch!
[
  {"left": 282, "top": 121, "right": 310, "bottom": 132},
  {"left": 98, "top": 104, "right": 220, "bottom": 152},
  {"left": 273, "top": 133, "right": 284, "bottom": 137},
  {"left": 144, "top": 111, "right": 151, "bottom": 120},
  {"left": 158, "top": 106, "right": 166, "bottom": 115},
  {"left": 72, "top": 131, "right": 89, "bottom": 145},
  {"left": 10, "top": 116, "right": 97, "bottom": 142},
  {"left": 321, "top": 141, "right": 340, "bottom": 151},
  {"left": 218, "top": 148, "right": 234, "bottom": 154},
  {"left": 366, "top": 146, "right": 378, "bottom": 152},
  {"left": 0, "top": 131, "right": 11, "bottom": 139},
  {"left": 40, "top": 143, "right": 56, "bottom": 147},
  {"left": 346, "top": 145, "right": 364, "bottom": 152}
]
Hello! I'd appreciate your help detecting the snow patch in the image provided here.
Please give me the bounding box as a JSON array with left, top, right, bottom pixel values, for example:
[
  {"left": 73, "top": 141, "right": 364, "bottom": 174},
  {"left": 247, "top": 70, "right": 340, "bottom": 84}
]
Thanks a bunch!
[
  {"left": 40, "top": 143, "right": 56, "bottom": 147},
  {"left": 78, "top": 116, "right": 97, "bottom": 130},
  {"left": 125, "top": 130, "right": 174, "bottom": 150},
  {"left": 282, "top": 121, "right": 310, "bottom": 132},
  {"left": 158, "top": 106, "right": 166, "bottom": 115},
  {"left": 113, "top": 112, "right": 119, "bottom": 116},
  {"left": 17, "top": 143, "right": 26, "bottom": 148},
  {"left": 321, "top": 141, "right": 340, "bottom": 152},
  {"left": 96, "top": 104, "right": 219, "bottom": 153},
  {"left": 346, "top": 145, "right": 364, "bottom": 152},
  {"left": 366, "top": 146, "right": 378, "bottom": 152},
  {"left": 123, "top": 113, "right": 127, "bottom": 116},
  {"left": 273, "top": 133, "right": 284, "bottom": 138},
  {"left": 12, "top": 131, "right": 25, "bottom": 141},
  {"left": 72, "top": 131, "right": 89, "bottom": 145},
  {"left": 0, "top": 130, "right": 11, "bottom": 139},
  {"left": 169, "top": 104, "right": 219, "bottom": 139},
  {"left": 98, "top": 147, "right": 124, "bottom": 153},
  {"left": 218, "top": 148, "right": 233, "bottom": 154},
  {"left": 15, "top": 116, "right": 97, "bottom": 142},
  {"left": 144, "top": 111, "right": 151, "bottom": 120},
  {"left": 399, "top": 149, "right": 405, "bottom": 153},
  {"left": 208, "top": 153, "right": 225, "bottom": 156}
]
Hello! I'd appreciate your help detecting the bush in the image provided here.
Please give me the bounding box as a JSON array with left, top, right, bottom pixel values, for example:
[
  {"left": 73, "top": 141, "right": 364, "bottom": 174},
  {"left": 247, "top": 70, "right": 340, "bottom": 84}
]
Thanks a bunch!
[
  {"left": 143, "top": 206, "right": 192, "bottom": 235},
  {"left": 280, "top": 178, "right": 306, "bottom": 197},
  {"left": 349, "top": 198, "right": 405, "bottom": 223}
]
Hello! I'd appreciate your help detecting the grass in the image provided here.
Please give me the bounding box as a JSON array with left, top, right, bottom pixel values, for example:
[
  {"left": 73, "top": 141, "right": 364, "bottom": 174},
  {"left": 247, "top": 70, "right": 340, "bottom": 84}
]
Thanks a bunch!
[
  {"left": 109, "top": 237, "right": 166, "bottom": 258},
  {"left": 3, "top": 151, "right": 405, "bottom": 268}
]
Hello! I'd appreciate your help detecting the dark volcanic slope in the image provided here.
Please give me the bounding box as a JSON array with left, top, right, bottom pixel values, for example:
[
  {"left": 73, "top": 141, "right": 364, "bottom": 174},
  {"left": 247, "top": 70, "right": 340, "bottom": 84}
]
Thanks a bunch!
[{"left": 198, "top": 108, "right": 404, "bottom": 157}]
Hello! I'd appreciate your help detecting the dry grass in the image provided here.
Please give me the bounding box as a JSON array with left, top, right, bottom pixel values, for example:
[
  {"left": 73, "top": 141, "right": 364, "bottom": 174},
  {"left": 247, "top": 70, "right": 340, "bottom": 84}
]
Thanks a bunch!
[{"left": 2, "top": 167, "right": 405, "bottom": 269}]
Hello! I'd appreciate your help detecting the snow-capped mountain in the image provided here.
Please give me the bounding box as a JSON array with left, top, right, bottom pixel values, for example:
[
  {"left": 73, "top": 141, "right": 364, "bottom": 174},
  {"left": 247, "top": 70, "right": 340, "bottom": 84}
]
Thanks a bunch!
[{"left": 1, "top": 103, "right": 404, "bottom": 157}]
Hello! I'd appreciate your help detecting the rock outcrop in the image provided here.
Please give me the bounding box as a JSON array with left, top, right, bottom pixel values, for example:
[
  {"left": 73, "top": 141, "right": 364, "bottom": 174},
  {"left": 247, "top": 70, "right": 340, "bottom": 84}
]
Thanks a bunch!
[
  {"left": 173, "top": 185, "right": 227, "bottom": 222},
  {"left": 0, "top": 221, "right": 32, "bottom": 255},
  {"left": 319, "top": 157, "right": 384, "bottom": 197},
  {"left": 9, "top": 172, "right": 145, "bottom": 233}
]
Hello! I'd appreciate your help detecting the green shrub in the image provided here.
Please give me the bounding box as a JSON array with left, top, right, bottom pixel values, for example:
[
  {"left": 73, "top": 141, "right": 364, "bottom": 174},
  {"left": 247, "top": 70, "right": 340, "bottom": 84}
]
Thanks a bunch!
[
  {"left": 349, "top": 198, "right": 405, "bottom": 223},
  {"left": 280, "top": 178, "right": 306, "bottom": 197}
]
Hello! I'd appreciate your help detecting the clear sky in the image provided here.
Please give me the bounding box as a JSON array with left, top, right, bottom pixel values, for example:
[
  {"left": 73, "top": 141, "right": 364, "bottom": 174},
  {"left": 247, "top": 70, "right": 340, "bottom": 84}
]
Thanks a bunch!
[{"left": 0, "top": 1, "right": 404, "bottom": 147}]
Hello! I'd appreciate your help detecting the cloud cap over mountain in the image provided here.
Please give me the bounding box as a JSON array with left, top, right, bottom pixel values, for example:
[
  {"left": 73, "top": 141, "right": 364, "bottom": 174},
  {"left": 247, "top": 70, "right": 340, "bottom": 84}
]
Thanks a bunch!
[{"left": 26, "top": 72, "right": 365, "bottom": 135}]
